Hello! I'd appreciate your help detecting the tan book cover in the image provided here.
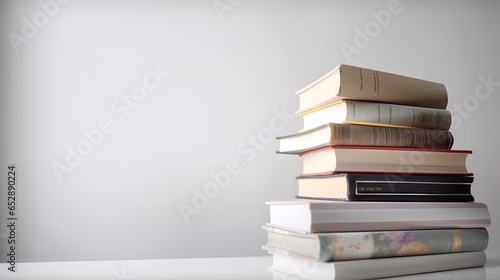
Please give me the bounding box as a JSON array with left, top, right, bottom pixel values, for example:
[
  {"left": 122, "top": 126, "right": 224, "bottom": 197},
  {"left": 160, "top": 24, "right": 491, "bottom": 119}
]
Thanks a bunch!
[{"left": 297, "top": 65, "right": 448, "bottom": 114}]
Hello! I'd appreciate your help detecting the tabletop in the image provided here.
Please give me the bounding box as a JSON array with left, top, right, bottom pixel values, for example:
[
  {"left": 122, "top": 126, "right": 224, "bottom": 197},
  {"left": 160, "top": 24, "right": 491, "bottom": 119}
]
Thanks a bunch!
[{"left": 0, "top": 249, "right": 499, "bottom": 279}]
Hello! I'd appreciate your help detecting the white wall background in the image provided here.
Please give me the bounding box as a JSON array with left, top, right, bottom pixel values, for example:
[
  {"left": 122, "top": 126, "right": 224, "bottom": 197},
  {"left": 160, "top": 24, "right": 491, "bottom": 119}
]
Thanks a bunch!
[{"left": 0, "top": 0, "right": 499, "bottom": 262}]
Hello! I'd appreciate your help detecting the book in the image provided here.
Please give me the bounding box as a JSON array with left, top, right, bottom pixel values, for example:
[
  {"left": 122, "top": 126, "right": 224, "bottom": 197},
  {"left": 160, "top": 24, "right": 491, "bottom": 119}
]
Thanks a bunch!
[
  {"left": 267, "top": 249, "right": 486, "bottom": 280},
  {"left": 266, "top": 199, "right": 490, "bottom": 233},
  {"left": 296, "top": 64, "right": 448, "bottom": 114},
  {"left": 263, "top": 225, "right": 488, "bottom": 261},
  {"left": 300, "top": 100, "right": 452, "bottom": 131},
  {"left": 299, "top": 146, "right": 471, "bottom": 175},
  {"left": 270, "top": 266, "right": 487, "bottom": 280},
  {"left": 277, "top": 123, "right": 454, "bottom": 154},
  {"left": 296, "top": 173, "right": 475, "bottom": 202}
]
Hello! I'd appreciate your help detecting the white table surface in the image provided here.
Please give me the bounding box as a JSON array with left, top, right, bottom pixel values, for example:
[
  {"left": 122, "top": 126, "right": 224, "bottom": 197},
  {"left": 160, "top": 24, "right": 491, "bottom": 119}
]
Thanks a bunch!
[{"left": 0, "top": 249, "right": 499, "bottom": 280}]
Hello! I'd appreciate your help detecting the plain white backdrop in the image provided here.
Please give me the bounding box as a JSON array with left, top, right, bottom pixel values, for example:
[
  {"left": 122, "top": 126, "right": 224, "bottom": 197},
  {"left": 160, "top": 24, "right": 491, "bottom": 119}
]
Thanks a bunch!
[{"left": 0, "top": 0, "right": 499, "bottom": 262}]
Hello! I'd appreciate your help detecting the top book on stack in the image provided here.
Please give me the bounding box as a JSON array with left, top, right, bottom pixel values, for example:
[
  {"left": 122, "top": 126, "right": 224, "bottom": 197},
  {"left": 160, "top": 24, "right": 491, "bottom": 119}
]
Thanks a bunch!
[{"left": 296, "top": 64, "right": 448, "bottom": 114}]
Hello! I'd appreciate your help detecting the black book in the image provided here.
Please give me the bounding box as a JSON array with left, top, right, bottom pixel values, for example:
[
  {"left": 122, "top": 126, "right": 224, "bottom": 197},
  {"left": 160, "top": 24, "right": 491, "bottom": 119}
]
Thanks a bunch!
[{"left": 296, "top": 173, "right": 474, "bottom": 202}]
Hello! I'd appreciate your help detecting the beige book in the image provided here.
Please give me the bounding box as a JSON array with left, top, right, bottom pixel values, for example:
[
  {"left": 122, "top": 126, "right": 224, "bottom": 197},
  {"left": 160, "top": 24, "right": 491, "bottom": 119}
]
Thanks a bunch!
[
  {"left": 299, "top": 146, "right": 471, "bottom": 175},
  {"left": 296, "top": 64, "right": 448, "bottom": 114},
  {"left": 277, "top": 123, "right": 454, "bottom": 154},
  {"left": 301, "top": 100, "right": 452, "bottom": 131}
]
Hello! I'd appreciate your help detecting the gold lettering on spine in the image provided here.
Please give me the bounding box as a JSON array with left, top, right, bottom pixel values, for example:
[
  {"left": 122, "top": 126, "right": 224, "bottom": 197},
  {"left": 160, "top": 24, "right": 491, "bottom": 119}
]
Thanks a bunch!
[{"left": 451, "top": 230, "right": 463, "bottom": 252}]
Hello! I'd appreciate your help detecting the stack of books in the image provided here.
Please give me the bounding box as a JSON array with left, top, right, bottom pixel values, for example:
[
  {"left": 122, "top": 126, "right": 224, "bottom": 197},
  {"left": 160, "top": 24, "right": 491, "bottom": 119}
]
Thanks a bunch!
[{"left": 264, "top": 64, "right": 491, "bottom": 280}]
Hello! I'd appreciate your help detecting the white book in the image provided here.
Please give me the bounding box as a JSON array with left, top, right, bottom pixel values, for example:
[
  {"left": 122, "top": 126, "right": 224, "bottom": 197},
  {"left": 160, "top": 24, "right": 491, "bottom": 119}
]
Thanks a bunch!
[
  {"left": 269, "top": 250, "right": 486, "bottom": 280},
  {"left": 267, "top": 199, "right": 491, "bottom": 233}
]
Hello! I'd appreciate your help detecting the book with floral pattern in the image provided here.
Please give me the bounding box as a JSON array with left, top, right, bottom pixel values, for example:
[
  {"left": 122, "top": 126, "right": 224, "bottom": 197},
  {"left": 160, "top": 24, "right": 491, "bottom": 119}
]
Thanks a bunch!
[{"left": 263, "top": 225, "right": 488, "bottom": 261}]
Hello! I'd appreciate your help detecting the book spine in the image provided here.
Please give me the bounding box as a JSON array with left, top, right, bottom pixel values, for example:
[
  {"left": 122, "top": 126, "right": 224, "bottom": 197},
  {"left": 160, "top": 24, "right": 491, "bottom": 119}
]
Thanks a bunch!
[
  {"left": 317, "top": 228, "right": 488, "bottom": 261},
  {"left": 344, "top": 101, "right": 452, "bottom": 130},
  {"left": 339, "top": 65, "right": 448, "bottom": 109},
  {"left": 331, "top": 124, "right": 453, "bottom": 149},
  {"left": 354, "top": 182, "right": 471, "bottom": 195},
  {"left": 297, "top": 194, "right": 475, "bottom": 202},
  {"left": 348, "top": 180, "right": 474, "bottom": 201}
]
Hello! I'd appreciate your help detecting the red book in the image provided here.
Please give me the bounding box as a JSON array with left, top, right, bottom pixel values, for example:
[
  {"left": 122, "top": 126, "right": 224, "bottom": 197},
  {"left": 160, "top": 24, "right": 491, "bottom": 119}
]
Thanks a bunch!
[{"left": 298, "top": 146, "right": 472, "bottom": 176}]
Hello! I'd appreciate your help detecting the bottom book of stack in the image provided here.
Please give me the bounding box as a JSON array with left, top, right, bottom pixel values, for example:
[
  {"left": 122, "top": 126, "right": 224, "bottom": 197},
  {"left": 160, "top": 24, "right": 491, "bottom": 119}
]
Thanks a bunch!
[
  {"left": 270, "top": 266, "right": 487, "bottom": 280},
  {"left": 263, "top": 199, "right": 491, "bottom": 280},
  {"left": 267, "top": 248, "right": 486, "bottom": 280}
]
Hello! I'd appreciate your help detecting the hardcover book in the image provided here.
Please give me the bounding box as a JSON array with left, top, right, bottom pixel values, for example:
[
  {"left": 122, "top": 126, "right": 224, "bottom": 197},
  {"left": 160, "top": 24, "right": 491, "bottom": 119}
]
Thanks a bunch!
[
  {"left": 296, "top": 64, "right": 448, "bottom": 114},
  {"left": 299, "top": 146, "right": 471, "bottom": 175},
  {"left": 296, "top": 173, "right": 474, "bottom": 202},
  {"left": 266, "top": 199, "right": 490, "bottom": 233},
  {"left": 263, "top": 225, "right": 488, "bottom": 261},
  {"left": 277, "top": 123, "right": 454, "bottom": 154},
  {"left": 270, "top": 266, "right": 487, "bottom": 280},
  {"left": 268, "top": 249, "right": 486, "bottom": 280},
  {"left": 300, "top": 100, "right": 452, "bottom": 131}
]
